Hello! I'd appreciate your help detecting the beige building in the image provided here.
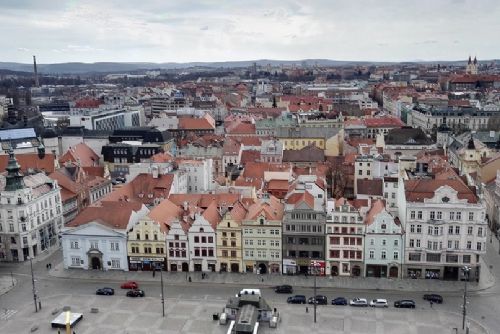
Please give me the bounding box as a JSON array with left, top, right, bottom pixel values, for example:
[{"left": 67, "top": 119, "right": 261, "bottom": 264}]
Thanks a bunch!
[
  {"left": 127, "top": 217, "right": 167, "bottom": 271},
  {"left": 216, "top": 202, "right": 248, "bottom": 273},
  {"left": 242, "top": 195, "right": 284, "bottom": 274}
]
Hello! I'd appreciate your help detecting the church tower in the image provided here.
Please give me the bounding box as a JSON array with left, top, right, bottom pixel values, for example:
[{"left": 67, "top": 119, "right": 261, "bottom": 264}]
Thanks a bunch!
[{"left": 466, "top": 55, "right": 478, "bottom": 75}]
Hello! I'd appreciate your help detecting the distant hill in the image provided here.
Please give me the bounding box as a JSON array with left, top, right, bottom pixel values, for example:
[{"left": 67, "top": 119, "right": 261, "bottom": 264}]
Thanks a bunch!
[{"left": 0, "top": 58, "right": 498, "bottom": 74}]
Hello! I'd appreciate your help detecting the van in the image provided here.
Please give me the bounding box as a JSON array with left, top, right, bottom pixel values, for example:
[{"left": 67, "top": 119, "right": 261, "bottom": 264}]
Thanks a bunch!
[{"left": 237, "top": 289, "right": 261, "bottom": 297}]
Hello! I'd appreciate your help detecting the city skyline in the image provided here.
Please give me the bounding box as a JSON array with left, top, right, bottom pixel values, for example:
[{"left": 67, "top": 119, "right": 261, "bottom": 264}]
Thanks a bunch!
[{"left": 1, "top": 0, "right": 499, "bottom": 63}]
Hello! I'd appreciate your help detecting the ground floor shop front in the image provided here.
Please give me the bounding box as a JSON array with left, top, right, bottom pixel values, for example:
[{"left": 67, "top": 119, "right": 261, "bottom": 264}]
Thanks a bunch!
[
  {"left": 128, "top": 257, "right": 166, "bottom": 271},
  {"left": 243, "top": 260, "right": 281, "bottom": 274}
]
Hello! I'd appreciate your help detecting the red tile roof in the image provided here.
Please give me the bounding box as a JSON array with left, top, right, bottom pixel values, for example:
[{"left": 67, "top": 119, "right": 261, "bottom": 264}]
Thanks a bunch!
[
  {"left": 59, "top": 143, "right": 99, "bottom": 167},
  {"left": 364, "top": 117, "right": 405, "bottom": 128},
  {"left": 245, "top": 195, "right": 284, "bottom": 221},
  {"left": 178, "top": 117, "right": 215, "bottom": 130},
  {"left": 103, "top": 174, "right": 174, "bottom": 205},
  {"left": 365, "top": 199, "right": 386, "bottom": 226},
  {"left": 150, "top": 152, "right": 174, "bottom": 163},
  {"left": 356, "top": 179, "right": 383, "bottom": 196},
  {"left": 286, "top": 191, "right": 314, "bottom": 209},
  {"left": 202, "top": 201, "right": 222, "bottom": 229},
  {"left": 267, "top": 179, "right": 289, "bottom": 190},
  {"left": 0, "top": 153, "right": 55, "bottom": 174},
  {"left": 240, "top": 150, "right": 261, "bottom": 164},
  {"left": 168, "top": 193, "right": 241, "bottom": 209},
  {"left": 405, "top": 169, "right": 478, "bottom": 203},
  {"left": 66, "top": 201, "right": 144, "bottom": 229}
]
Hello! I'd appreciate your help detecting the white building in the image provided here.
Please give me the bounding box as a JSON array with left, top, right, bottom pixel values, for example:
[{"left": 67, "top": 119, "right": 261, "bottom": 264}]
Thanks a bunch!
[
  {"left": 364, "top": 200, "right": 404, "bottom": 278},
  {"left": 61, "top": 201, "right": 148, "bottom": 271},
  {"left": 188, "top": 203, "right": 220, "bottom": 272},
  {"left": 178, "top": 159, "right": 214, "bottom": 193},
  {"left": 69, "top": 105, "right": 144, "bottom": 131},
  {"left": 0, "top": 150, "right": 64, "bottom": 261},
  {"left": 325, "top": 198, "right": 366, "bottom": 277},
  {"left": 398, "top": 169, "right": 487, "bottom": 280}
]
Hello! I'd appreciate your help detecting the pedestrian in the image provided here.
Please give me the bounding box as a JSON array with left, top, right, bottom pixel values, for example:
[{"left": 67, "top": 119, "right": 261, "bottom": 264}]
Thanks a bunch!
[
  {"left": 430, "top": 300, "right": 433, "bottom": 308},
  {"left": 49, "top": 263, "right": 52, "bottom": 269},
  {"left": 46, "top": 264, "right": 49, "bottom": 270}
]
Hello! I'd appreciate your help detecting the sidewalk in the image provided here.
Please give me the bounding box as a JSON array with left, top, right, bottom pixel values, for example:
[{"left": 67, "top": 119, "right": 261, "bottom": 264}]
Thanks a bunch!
[
  {"left": 0, "top": 274, "right": 16, "bottom": 296},
  {"left": 48, "top": 258, "right": 495, "bottom": 293}
]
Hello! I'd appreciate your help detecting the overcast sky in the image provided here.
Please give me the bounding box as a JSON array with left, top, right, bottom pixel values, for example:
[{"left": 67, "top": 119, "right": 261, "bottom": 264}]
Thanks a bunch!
[{"left": 1, "top": 0, "right": 499, "bottom": 64}]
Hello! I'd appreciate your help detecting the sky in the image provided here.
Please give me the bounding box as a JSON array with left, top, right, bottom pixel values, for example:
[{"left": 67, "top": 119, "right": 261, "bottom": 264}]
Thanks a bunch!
[{"left": 1, "top": 0, "right": 499, "bottom": 64}]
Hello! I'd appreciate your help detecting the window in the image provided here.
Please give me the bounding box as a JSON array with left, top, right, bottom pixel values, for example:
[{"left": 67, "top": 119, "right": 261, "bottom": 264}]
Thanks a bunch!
[
  {"left": 448, "top": 226, "right": 453, "bottom": 235},
  {"left": 71, "top": 257, "right": 81, "bottom": 266},
  {"left": 410, "top": 225, "right": 415, "bottom": 233},
  {"left": 448, "top": 240, "right": 452, "bottom": 249},
  {"left": 478, "top": 227, "right": 483, "bottom": 237},
  {"left": 437, "top": 211, "right": 442, "bottom": 220},
  {"left": 426, "top": 253, "right": 441, "bottom": 262},
  {"left": 208, "top": 236, "right": 213, "bottom": 243},
  {"left": 430, "top": 211, "right": 435, "bottom": 220},
  {"left": 111, "top": 259, "right": 120, "bottom": 269},
  {"left": 463, "top": 255, "right": 471, "bottom": 264},
  {"left": 468, "top": 226, "right": 473, "bottom": 235},
  {"left": 381, "top": 224, "right": 387, "bottom": 230},
  {"left": 394, "top": 239, "right": 398, "bottom": 246},
  {"left": 409, "top": 239, "right": 414, "bottom": 247},
  {"left": 469, "top": 212, "right": 474, "bottom": 221},
  {"left": 369, "top": 250, "right": 374, "bottom": 259},
  {"left": 417, "top": 211, "right": 422, "bottom": 219},
  {"left": 477, "top": 242, "right": 482, "bottom": 251},
  {"left": 70, "top": 241, "right": 79, "bottom": 249},
  {"left": 416, "top": 225, "right": 422, "bottom": 233},
  {"left": 382, "top": 239, "right": 386, "bottom": 246},
  {"left": 456, "top": 212, "right": 462, "bottom": 220},
  {"left": 408, "top": 253, "right": 421, "bottom": 261},
  {"left": 454, "top": 241, "right": 459, "bottom": 249},
  {"left": 450, "top": 212, "right": 455, "bottom": 220},
  {"left": 393, "top": 251, "right": 399, "bottom": 260},
  {"left": 455, "top": 226, "right": 460, "bottom": 235},
  {"left": 416, "top": 239, "right": 420, "bottom": 247},
  {"left": 381, "top": 251, "right": 386, "bottom": 259},
  {"left": 194, "top": 236, "right": 199, "bottom": 243},
  {"left": 90, "top": 241, "right": 98, "bottom": 249},
  {"left": 110, "top": 242, "right": 119, "bottom": 251},
  {"left": 427, "top": 226, "right": 433, "bottom": 235}
]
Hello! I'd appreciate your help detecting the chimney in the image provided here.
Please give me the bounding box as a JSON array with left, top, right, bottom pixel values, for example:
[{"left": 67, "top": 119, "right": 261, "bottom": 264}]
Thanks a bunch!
[{"left": 33, "top": 55, "right": 39, "bottom": 87}]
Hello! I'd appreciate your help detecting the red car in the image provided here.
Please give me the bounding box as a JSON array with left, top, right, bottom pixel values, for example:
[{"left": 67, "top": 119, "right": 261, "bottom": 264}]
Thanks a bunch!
[{"left": 120, "top": 281, "right": 138, "bottom": 289}]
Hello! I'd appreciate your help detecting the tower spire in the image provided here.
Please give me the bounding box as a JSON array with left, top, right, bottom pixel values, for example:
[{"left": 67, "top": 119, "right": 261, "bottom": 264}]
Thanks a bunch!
[{"left": 4, "top": 145, "right": 25, "bottom": 191}]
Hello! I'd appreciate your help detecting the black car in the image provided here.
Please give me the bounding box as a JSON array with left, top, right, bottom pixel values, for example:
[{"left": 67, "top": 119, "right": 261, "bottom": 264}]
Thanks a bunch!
[
  {"left": 331, "top": 297, "right": 348, "bottom": 305},
  {"left": 423, "top": 294, "right": 443, "bottom": 304},
  {"left": 275, "top": 285, "right": 293, "bottom": 294},
  {"left": 126, "top": 289, "right": 145, "bottom": 297},
  {"left": 308, "top": 295, "right": 328, "bottom": 305},
  {"left": 287, "top": 295, "right": 306, "bottom": 304},
  {"left": 394, "top": 300, "right": 416, "bottom": 308},
  {"left": 96, "top": 287, "right": 114, "bottom": 295}
]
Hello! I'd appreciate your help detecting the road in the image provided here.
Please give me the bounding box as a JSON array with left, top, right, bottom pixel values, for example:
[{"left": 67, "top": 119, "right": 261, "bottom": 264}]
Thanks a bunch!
[{"left": 0, "top": 246, "right": 499, "bottom": 333}]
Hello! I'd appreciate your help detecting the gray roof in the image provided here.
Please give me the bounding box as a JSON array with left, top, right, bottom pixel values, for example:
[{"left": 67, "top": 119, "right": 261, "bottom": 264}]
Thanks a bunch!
[
  {"left": 0, "top": 128, "right": 36, "bottom": 140},
  {"left": 275, "top": 126, "right": 339, "bottom": 139}
]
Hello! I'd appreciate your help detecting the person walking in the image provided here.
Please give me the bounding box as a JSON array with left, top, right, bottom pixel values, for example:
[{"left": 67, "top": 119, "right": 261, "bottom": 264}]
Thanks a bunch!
[{"left": 430, "top": 300, "right": 433, "bottom": 308}]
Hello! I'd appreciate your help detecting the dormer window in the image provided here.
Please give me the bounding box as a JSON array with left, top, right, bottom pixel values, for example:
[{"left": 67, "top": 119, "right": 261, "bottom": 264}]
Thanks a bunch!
[
  {"left": 200, "top": 228, "right": 204, "bottom": 233},
  {"left": 381, "top": 224, "right": 387, "bottom": 230},
  {"left": 260, "top": 218, "right": 264, "bottom": 225}
]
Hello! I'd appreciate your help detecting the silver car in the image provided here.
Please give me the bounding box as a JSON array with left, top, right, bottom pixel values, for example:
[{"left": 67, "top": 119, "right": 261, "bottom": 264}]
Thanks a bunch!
[
  {"left": 350, "top": 298, "right": 368, "bottom": 307},
  {"left": 370, "top": 299, "right": 388, "bottom": 308}
]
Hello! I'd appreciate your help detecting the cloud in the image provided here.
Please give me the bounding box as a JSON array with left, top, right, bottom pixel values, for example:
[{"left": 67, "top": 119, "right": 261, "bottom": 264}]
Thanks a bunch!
[{"left": 0, "top": 0, "right": 499, "bottom": 63}]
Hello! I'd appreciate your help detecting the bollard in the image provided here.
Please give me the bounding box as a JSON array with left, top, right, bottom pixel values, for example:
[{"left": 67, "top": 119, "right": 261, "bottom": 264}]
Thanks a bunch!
[
  {"left": 38, "top": 301, "right": 42, "bottom": 310},
  {"left": 188, "top": 276, "right": 192, "bottom": 282},
  {"left": 306, "top": 307, "right": 308, "bottom": 313}
]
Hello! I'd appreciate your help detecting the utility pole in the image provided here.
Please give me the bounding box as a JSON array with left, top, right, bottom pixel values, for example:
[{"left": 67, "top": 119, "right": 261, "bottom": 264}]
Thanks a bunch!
[
  {"left": 29, "top": 257, "right": 38, "bottom": 312},
  {"left": 462, "top": 266, "right": 470, "bottom": 330},
  {"left": 160, "top": 267, "right": 165, "bottom": 317}
]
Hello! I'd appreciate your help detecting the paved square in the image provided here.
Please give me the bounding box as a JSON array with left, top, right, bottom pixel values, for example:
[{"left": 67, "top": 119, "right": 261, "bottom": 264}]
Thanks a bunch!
[{"left": 0, "top": 293, "right": 487, "bottom": 334}]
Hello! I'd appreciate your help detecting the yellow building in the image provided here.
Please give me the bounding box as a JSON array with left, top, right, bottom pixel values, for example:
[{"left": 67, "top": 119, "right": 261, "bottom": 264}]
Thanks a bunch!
[
  {"left": 216, "top": 202, "right": 247, "bottom": 273},
  {"left": 277, "top": 127, "right": 339, "bottom": 151},
  {"left": 127, "top": 218, "right": 167, "bottom": 271}
]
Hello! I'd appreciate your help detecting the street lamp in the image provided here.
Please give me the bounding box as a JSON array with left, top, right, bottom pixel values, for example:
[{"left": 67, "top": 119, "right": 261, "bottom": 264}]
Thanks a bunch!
[
  {"left": 462, "top": 265, "right": 471, "bottom": 330},
  {"left": 29, "top": 257, "right": 38, "bottom": 312},
  {"left": 311, "top": 260, "right": 321, "bottom": 324},
  {"left": 159, "top": 266, "right": 165, "bottom": 317}
]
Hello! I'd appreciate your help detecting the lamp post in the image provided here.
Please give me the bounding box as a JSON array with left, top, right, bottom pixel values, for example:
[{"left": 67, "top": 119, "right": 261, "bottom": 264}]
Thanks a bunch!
[
  {"left": 462, "top": 265, "right": 471, "bottom": 330},
  {"left": 311, "top": 260, "right": 321, "bottom": 324},
  {"left": 160, "top": 266, "right": 165, "bottom": 317},
  {"left": 29, "top": 257, "right": 38, "bottom": 312}
]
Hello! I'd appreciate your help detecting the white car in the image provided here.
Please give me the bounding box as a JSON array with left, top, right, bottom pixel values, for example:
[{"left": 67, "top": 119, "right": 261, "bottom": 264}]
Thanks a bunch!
[
  {"left": 370, "top": 299, "right": 388, "bottom": 308},
  {"left": 350, "top": 298, "right": 368, "bottom": 307}
]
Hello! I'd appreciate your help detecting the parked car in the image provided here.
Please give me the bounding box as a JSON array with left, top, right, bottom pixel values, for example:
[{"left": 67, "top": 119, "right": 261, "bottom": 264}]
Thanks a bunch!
[
  {"left": 331, "top": 297, "right": 348, "bottom": 306},
  {"left": 275, "top": 285, "right": 293, "bottom": 294},
  {"left": 287, "top": 295, "right": 306, "bottom": 304},
  {"left": 126, "top": 289, "right": 145, "bottom": 297},
  {"left": 369, "top": 299, "right": 388, "bottom": 308},
  {"left": 121, "top": 281, "right": 138, "bottom": 289},
  {"left": 350, "top": 298, "right": 368, "bottom": 307},
  {"left": 423, "top": 294, "right": 443, "bottom": 304},
  {"left": 96, "top": 287, "right": 114, "bottom": 296},
  {"left": 308, "top": 295, "right": 328, "bottom": 305},
  {"left": 394, "top": 300, "right": 416, "bottom": 308}
]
